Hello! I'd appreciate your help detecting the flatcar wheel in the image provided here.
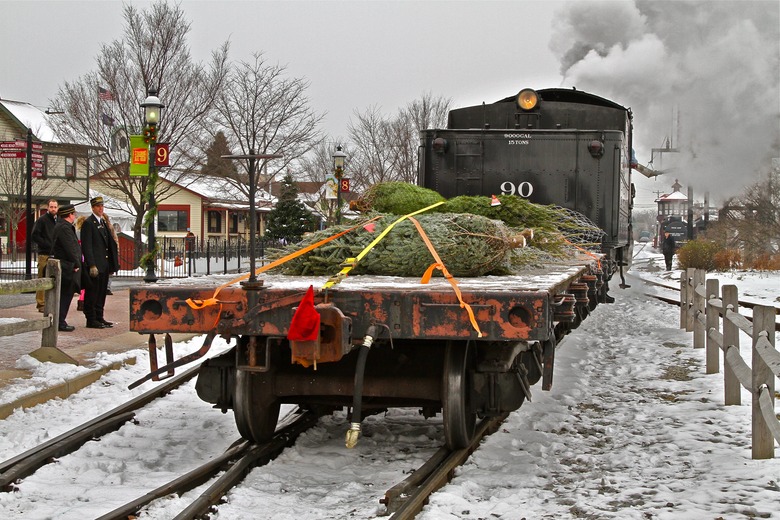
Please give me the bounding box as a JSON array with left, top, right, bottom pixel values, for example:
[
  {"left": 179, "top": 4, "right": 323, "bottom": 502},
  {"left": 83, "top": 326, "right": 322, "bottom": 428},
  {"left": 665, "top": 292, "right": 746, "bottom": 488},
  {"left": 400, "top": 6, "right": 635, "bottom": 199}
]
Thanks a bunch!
[
  {"left": 234, "top": 369, "right": 280, "bottom": 443},
  {"left": 443, "top": 340, "right": 476, "bottom": 450}
]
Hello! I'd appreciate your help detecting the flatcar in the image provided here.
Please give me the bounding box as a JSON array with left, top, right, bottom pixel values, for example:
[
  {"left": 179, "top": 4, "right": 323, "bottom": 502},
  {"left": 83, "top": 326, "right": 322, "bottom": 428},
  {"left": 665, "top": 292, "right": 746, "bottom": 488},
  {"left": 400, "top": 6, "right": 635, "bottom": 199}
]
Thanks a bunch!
[{"left": 129, "top": 87, "right": 636, "bottom": 450}]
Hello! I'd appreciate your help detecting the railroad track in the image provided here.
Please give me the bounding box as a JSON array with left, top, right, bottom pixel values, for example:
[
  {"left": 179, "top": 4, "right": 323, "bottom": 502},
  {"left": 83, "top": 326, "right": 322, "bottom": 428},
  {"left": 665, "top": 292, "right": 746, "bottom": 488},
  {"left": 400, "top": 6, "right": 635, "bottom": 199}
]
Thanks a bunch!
[
  {"left": 0, "top": 364, "right": 202, "bottom": 491},
  {"left": 628, "top": 272, "right": 780, "bottom": 331},
  {"left": 382, "top": 413, "right": 509, "bottom": 519},
  {"left": 96, "top": 408, "right": 319, "bottom": 520}
]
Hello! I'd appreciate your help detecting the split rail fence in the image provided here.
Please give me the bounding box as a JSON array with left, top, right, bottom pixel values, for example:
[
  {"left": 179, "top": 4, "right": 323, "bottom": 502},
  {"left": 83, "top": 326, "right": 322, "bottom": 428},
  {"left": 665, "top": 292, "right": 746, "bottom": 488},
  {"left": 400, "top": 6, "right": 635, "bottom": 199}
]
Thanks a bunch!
[
  {"left": 0, "top": 259, "right": 75, "bottom": 364},
  {"left": 680, "top": 268, "right": 780, "bottom": 459}
]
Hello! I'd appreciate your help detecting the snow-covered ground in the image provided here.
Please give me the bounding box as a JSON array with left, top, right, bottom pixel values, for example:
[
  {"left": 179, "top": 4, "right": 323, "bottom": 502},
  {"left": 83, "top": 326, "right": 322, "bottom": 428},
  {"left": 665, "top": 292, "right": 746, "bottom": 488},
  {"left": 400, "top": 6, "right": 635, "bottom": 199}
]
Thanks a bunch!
[{"left": 0, "top": 247, "right": 778, "bottom": 519}]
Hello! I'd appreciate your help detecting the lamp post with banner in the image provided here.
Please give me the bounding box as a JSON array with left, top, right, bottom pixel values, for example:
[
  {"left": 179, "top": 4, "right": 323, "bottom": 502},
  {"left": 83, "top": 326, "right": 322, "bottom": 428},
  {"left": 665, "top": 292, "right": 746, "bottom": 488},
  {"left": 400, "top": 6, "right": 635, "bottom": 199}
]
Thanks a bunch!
[
  {"left": 332, "top": 146, "right": 346, "bottom": 224},
  {"left": 140, "top": 88, "right": 164, "bottom": 283}
]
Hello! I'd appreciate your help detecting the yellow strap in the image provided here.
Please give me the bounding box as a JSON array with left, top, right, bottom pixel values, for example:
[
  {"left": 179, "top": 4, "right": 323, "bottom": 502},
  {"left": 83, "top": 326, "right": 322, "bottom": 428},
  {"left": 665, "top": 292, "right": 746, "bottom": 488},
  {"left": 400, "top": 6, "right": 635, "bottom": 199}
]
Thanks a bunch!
[
  {"left": 186, "top": 217, "right": 381, "bottom": 311},
  {"left": 321, "top": 201, "right": 445, "bottom": 290},
  {"left": 410, "top": 217, "right": 483, "bottom": 337}
]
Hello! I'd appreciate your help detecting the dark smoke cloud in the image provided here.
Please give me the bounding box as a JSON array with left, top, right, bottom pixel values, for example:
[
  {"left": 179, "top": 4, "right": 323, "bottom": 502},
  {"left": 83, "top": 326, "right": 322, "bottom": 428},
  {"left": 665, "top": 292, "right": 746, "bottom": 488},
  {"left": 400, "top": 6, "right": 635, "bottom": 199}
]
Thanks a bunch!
[{"left": 550, "top": 0, "right": 779, "bottom": 203}]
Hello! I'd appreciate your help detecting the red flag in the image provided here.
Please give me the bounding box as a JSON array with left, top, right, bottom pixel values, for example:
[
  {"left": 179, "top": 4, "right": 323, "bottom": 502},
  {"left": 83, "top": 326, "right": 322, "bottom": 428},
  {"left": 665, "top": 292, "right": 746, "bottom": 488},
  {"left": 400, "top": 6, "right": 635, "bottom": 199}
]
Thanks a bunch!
[
  {"left": 287, "top": 286, "right": 320, "bottom": 342},
  {"left": 98, "top": 87, "right": 115, "bottom": 101}
]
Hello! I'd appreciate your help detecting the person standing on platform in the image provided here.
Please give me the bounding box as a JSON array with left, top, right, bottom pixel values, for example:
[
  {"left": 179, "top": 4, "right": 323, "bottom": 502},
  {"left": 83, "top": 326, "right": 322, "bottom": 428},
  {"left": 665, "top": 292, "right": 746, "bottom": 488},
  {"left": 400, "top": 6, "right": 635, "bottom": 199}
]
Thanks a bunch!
[
  {"left": 31, "top": 198, "right": 58, "bottom": 312},
  {"left": 51, "top": 204, "right": 81, "bottom": 332},
  {"left": 81, "top": 197, "right": 119, "bottom": 329},
  {"left": 662, "top": 231, "right": 677, "bottom": 271}
]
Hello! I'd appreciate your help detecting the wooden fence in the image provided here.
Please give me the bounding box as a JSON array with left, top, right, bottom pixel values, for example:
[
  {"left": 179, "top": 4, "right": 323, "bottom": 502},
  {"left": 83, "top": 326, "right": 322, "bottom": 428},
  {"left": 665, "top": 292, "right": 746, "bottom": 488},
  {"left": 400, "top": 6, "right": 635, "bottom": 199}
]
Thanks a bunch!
[
  {"left": 680, "top": 267, "right": 780, "bottom": 459},
  {"left": 0, "top": 259, "right": 77, "bottom": 364}
]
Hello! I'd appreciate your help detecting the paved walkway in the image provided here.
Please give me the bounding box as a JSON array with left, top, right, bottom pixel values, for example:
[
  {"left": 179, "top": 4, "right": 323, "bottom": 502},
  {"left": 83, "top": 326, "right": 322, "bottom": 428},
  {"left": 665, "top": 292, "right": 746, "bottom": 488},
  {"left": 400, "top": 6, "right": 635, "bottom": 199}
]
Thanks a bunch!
[
  {"left": 0, "top": 284, "right": 135, "bottom": 365},
  {"left": 0, "top": 281, "right": 197, "bottom": 392}
]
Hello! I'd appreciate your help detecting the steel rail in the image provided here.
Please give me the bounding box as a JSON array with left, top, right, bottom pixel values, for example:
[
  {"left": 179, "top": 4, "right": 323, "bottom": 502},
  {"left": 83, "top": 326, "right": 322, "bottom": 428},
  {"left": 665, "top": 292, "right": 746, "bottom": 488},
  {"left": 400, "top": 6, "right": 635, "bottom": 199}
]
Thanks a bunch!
[
  {"left": 0, "top": 363, "right": 202, "bottom": 487},
  {"left": 384, "top": 413, "right": 509, "bottom": 519}
]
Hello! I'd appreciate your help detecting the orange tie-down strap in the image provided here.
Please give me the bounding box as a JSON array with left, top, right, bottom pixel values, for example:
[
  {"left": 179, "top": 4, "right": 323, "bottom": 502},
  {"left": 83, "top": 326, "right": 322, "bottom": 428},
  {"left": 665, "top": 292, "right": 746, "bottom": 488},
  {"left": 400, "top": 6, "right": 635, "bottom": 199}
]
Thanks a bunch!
[
  {"left": 409, "top": 217, "right": 483, "bottom": 338},
  {"left": 563, "top": 237, "right": 602, "bottom": 271},
  {"left": 185, "top": 217, "right": 382, "bottom": 311}
]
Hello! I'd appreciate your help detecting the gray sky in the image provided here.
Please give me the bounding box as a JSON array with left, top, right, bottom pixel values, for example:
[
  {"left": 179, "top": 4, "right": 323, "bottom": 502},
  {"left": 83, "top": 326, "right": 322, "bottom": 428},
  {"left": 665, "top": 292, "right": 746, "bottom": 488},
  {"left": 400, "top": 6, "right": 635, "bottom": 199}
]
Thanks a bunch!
[{"left": 1, "top": 0, "right": 778, "bottom": 210}]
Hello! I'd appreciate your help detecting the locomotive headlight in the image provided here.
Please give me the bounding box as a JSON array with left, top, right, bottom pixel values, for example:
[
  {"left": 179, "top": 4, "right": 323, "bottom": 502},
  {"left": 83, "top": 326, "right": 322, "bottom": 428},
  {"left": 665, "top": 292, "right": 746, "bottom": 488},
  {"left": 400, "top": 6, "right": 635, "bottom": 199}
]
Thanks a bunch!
[
  {"left": 588, "top": 140, "right": 605, "bottom": 158},
  {"left": 432, "top": 137, "right": 448, "bottom": 153},
  {"left": 516, "top": 89, "right": 539, "bottom": 111}
]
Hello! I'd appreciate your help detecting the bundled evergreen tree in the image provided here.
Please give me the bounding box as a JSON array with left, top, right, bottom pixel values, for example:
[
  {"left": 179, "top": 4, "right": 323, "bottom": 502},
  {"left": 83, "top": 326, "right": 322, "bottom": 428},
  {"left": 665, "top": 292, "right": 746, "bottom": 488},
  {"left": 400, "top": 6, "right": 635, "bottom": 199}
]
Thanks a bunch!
[{"left": 266, "top": 173, "right": 317, "bottom": 242}]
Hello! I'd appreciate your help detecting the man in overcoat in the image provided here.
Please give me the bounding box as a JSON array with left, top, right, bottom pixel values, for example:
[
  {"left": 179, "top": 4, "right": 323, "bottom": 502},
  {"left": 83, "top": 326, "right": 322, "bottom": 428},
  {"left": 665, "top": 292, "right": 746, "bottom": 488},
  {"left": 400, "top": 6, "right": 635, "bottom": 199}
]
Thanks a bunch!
[
  {"left": 51, "top": 204, "right": 81, "bottom": 331},
  {"left": 31, "top": 198, "right": 58, "bottom": 312},
  {"left": 80, "top": 196, "right": 119, "bottom": 328},
  {"left": 662, "top": 231, "right": 677, "bottom": 271}
]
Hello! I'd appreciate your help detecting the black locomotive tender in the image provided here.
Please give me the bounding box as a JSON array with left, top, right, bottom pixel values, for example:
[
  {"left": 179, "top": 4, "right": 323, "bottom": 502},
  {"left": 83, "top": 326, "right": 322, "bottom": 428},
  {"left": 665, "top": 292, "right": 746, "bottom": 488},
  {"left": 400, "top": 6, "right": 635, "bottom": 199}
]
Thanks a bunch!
[{"left": 129, "top": 87, "right": 636, "bottom": 450}]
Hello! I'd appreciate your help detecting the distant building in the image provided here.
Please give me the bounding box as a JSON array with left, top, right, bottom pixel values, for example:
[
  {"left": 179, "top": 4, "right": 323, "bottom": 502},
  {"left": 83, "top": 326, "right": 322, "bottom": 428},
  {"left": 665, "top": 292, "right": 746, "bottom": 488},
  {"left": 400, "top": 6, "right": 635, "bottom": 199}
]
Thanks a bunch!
[{"left": 0, "top": 98, "right": 102, "bottom": 250}]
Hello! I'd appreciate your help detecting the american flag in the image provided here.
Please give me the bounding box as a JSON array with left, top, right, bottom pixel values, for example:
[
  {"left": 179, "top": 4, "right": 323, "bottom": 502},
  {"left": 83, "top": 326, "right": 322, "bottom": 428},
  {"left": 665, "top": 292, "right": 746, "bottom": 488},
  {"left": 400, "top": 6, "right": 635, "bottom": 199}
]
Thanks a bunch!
[{"left": 98, "top": 87, "right": 115, "bottom": 101}]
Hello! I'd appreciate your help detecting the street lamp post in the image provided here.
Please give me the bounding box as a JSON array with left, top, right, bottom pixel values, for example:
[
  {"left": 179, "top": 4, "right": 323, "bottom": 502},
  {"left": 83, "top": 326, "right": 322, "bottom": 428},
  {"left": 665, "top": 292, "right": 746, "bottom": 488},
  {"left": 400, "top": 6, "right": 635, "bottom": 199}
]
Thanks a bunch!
[
  {"left": 140, "top": 88, "right": 164, "bottom": 283},
  {"left": 332, "top": 146, "right": 346, "bottom": 224},
  {"left": 221, "top": 151, "right": 282, "bottom": 289}
]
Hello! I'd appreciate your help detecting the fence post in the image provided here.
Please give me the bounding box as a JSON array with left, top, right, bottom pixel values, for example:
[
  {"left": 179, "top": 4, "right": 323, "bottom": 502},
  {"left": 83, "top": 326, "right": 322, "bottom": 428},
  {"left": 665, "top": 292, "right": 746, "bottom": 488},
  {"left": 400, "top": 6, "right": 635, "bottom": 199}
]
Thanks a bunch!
[
  {"left": 686, "top": 268, "right": 696, "bottom": 332},
  {"left": 41, "top": 259, "right": 61, "bottom": 348},
  {"left": 206, "top": 240, "right": 211, "bottom": 276},
  {"left": 705, "top": 278, "right": 720, "bottom": 374},
  {"left": 722, "top": 284, "right": 741, "bottom": 405},
  {"left": 29, "top": 259, "right": 77, "bottom": 365},
  {"left": 693, "top": 269, "right": 706, "bottom": 348},
  {"left": 223, "top": 239, "right": 228, "bottom": 274},
  {"left": 679, "top": 270, "right": 688, "bottom": 329},
  {"left": 752, "top": 305, "right": 776, "bottom": 459}
]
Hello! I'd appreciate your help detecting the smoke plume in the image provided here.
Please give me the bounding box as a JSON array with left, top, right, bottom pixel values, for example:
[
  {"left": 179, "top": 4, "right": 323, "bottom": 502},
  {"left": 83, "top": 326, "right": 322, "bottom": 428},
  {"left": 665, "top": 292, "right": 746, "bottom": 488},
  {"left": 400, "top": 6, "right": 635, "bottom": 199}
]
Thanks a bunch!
[{"left": 550, "top": 0, "right": 779, "bottom": 203}]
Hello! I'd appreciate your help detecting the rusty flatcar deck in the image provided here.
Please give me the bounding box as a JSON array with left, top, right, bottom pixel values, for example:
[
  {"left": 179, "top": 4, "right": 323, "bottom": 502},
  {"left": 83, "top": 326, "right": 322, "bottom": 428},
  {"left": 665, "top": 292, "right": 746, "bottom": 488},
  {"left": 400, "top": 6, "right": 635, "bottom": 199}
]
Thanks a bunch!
[{"left": 129, "top": 254, "right": 604, "bottom": 342}]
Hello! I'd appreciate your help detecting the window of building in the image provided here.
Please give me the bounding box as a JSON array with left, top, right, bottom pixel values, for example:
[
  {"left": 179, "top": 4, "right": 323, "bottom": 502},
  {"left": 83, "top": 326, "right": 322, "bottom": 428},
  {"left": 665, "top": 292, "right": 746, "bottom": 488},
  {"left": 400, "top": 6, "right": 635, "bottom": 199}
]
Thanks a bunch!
[
  {"left": 158, "top": 209, "right": 189, "bottom": 232},
  {"left": 229, "top": 213, "right": 239, "bottom": 233},
  {"left": 65, "top": 157, "right": 75, "bottom": 179},
  {"left": 208, "top": 211, "right": 222, "bottom": 233}
]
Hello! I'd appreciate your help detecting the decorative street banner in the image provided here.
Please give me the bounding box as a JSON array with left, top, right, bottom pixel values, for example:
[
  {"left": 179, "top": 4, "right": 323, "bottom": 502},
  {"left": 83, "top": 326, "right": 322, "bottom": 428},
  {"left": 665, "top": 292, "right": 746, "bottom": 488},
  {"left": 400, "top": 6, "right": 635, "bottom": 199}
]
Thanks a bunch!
[
  {"left": 155, "top": 142, "right": 170, "bottom": 167},
  {"left": 129, "top": 135, "right": 149, "bottom": 177},
  {"left": 325, "top": 174, "right": 338, "bottom": 199}
]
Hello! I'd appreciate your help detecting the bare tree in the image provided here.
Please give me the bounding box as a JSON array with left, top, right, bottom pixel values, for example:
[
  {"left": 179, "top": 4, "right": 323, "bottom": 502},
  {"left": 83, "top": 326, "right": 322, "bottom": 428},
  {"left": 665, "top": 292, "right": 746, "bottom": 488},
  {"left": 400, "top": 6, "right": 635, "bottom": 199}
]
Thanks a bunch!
[
  {"left": 209, "top": 53, "right": 324, "bottom": 201},
  {"left": 49, "top": 1, "right": 229, "bottom": 263},
  {"left": 347, "top": 93, "right": 451, "bottom": 190},
  {"left": 347, "top": 105, "right": 397, "bottom": 191}
]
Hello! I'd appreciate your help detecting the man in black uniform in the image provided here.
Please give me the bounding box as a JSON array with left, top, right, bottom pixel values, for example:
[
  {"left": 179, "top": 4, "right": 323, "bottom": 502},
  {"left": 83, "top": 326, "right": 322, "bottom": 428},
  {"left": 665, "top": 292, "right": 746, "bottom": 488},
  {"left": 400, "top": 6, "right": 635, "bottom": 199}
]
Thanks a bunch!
[
  {"left": 81, "top": 196, "right": 119, "bottom": 329},
  {"left": 51, "top": 204, "right": 81, "bottom": 332},
  {"left": 31, "top": 198, "right": 58, "bottom": 312}
]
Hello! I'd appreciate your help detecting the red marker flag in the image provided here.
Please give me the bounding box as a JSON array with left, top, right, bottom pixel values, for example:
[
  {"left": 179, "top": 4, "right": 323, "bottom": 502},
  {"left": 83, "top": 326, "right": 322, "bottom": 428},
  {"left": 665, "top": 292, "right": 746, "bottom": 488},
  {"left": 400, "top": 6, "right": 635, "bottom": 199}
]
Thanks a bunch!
[
  {"left": 490, "top": 194, "right": 502, "bottom": 206},
  {"left": 287, "top": 285, "right": 321, "bottom": 342}
]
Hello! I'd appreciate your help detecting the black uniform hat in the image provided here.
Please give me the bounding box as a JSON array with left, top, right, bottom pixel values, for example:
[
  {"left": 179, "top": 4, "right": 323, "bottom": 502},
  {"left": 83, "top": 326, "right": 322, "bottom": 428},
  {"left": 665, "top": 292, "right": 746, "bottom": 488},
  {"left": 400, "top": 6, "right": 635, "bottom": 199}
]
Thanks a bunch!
[
  {"left": 90, "top": 196, "right": 104, "bottom": 207},
  {"left": 57, "top": 204, "right": 76, "bottom": 217}
]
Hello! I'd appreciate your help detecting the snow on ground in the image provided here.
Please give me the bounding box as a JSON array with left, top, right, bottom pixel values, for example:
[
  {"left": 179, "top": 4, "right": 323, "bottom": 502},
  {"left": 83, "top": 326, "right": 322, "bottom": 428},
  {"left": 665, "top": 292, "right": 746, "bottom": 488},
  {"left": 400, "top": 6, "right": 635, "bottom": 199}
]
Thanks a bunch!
[{"left": 0, "top": 247, "right": 778, "bottom": 519}]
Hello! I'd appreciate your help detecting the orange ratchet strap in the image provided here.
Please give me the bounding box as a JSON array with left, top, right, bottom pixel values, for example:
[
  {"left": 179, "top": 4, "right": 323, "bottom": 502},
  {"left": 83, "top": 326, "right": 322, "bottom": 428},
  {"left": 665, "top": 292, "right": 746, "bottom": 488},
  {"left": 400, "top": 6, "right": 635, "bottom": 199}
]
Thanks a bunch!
[
  {"left": 186, "top": 217, "right": 381, "bottom": 310},
  {"left": 410, "top": 217, "right": 483, "bottom": 338}
]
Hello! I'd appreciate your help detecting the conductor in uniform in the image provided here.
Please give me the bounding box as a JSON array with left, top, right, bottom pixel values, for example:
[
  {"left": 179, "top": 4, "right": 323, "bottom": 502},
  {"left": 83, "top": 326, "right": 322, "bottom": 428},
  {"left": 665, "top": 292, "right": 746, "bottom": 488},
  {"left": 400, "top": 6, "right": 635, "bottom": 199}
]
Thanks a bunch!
[
  {"left": 81, "top": 196, "right": 119, "bottom": 328},
  {"left": 51, "top": 204, "right": 81, "bottom": 332}
]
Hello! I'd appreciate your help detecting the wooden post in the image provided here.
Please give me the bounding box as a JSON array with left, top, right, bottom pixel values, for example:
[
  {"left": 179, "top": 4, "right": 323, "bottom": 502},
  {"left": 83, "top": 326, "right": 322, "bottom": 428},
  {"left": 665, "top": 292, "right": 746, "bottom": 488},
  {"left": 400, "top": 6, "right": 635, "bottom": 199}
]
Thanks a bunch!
[
  {"left": 752, "top": 305, "right": 775, "bottom": 459},
  {"left": 686, "top": 268, "right": 696, "bottom": 332},
  {"left": 705, "top": 278, "right": 720, "bottom": 374},
  {"left": 693, "top": 269, "right": 706, "bottom": 348},
  {"left": 722, "top": 285, "right": 740, "bottom": 406},
  {"left": 30, "top": 259, "right": 78, "bottom": 365},
  {"left": 679, "top": 270, "right": 688, "bottom": 329},
  {"left": 41, "top": 259, "right": 61, "bottom": 348}
]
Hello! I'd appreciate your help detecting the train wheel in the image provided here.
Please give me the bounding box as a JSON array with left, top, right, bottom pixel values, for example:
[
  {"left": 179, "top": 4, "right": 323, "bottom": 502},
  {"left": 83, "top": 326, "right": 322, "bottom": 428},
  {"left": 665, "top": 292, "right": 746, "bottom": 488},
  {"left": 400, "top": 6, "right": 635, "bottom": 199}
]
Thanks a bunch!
[
  {"left": 443, "top": 340, "right": 476, "bottom": 449},
  {"left": 234, "top": 369, "right": 280, "bottom": 443}
]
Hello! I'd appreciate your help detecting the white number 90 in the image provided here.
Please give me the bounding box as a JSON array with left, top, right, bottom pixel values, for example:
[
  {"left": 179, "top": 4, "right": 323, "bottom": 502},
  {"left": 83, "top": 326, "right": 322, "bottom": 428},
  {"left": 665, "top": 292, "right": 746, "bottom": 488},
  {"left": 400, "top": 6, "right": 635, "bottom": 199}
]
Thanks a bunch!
[{"left": 500, "top": 181, "right": 534, "bottom": 198}]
